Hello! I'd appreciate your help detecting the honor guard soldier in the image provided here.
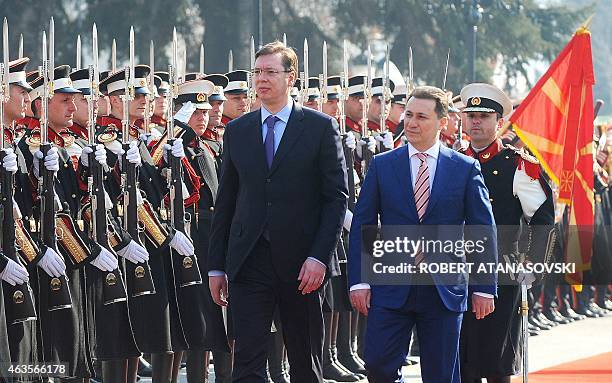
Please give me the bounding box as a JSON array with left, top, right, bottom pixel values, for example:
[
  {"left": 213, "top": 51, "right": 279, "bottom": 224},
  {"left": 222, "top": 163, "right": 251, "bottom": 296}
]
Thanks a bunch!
[
  {"left": 389, "top": 83, "right": 406, "bottom": 145},
  {"left": 290, "top": 79, "right": 300, "bottom": 102},
  {"left": 98, "top": 65, "right": 195, "bottom": 382},
  {"left": 13, "top": 70, "right": 41, "bottom": 137},
  {"left": 458, "top": 83, "right": 555, "bottom": 383},
  {"left": 19, "top": 64, "right": 136, "bottom": 381},
  {"left": 170, "top": 77, "right": 233, "bottom": 382},
  {"left": 440, "top": 91, "right": 461, "bottom": 148},
  {"left": 319, "top": 74, "right": 366, "bottom": 383},
  {"left": 303, "top": 77, "right": 321, "bottom": 110},
  {"left": 366, "top": 77, "right": 394, "bottom": 152},
  {"left": 322, "top": 75, "right": 341, "bottom": 119},
  {"left": 151, "top": 71, "right": 170, "bottom": 137},
  {"left": 344, "top": 75, "right": 375, "bottom": 181},
  {"left": 222, "top": 70, "right": 250, "bottom": 125},
  {"left": 1, "top": 57, "right": 39, "bottom": 376}
]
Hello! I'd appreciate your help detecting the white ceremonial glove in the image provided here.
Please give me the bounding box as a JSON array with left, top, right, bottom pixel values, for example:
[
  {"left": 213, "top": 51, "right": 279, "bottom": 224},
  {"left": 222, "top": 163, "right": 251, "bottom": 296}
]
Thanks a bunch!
[
  {"left": 381, "top": 132, "right": 394, "bottom": 150},
  {"left": 343, "top": 209, "right": 353, "bottom": 231},
  {"left": 174, "top": 101, "right": 196, "bottom": 125},
  {"left": 344, "top": 131, "right": 357, "bottom": 150},
  {"left": 365, "top": 136, "right": 376, "bottom": 153},
  {"left": 116, "top": 240, "right": 149, "bottom": 264},
  {"left": 37, "top": 247, "right": 66, "bottom": 277},
  {"left": 163, "top": 138, "right": 186, "bottom": 162},
  {"left": 1, "top": 148, "right": 18, "bottom": 173},
  {"left": 33, "top": 147, "right": 60, "bottom": 178},
  {"left": 118, "top": 141, "right": 142, "bottom": 171},
  {"left": 0, "top": 258, "right": 29, "bottom": 286},
  {"left": 516, "top": 270, "right": 536, "bottom": 289},
  {"left": 90, "top": 247, "right": 118, "bottom": 272},
  {"left": 80, "top": 144, "right": 107, "bottom": 167},
  {"left": 170, "top": 230, "right": 194, "bottom": 256}
]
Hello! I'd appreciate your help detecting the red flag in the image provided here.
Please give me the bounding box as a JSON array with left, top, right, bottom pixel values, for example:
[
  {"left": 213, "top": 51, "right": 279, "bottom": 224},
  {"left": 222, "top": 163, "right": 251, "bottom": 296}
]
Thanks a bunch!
[{"left": 509, "top": 26, "right": 595, "bottom": 285}]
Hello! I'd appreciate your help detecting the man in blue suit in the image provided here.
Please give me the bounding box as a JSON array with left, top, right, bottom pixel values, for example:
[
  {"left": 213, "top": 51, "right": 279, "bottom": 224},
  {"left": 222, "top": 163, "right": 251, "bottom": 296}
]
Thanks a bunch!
[{"left": 348, "top": 86, "right": 498, "bottom": 382}]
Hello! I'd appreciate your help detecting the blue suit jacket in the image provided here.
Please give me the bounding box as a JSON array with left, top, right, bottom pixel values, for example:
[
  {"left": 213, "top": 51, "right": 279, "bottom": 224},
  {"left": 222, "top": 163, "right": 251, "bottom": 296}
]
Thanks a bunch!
[{"left": 348, "top": 145, "right": 498, "bottom": 313}]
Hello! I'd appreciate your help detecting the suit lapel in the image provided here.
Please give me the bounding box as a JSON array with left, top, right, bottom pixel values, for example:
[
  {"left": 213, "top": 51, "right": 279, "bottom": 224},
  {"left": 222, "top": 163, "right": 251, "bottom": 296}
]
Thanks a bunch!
[
  {"left": 422, "top": 146, "right": 455, "bottom": 220},
  {"left": 392, "top": 146, "right": 419, "bottom": 222},
  {"left": 245, "top": 110, "right": 268, "bottom": 175},
  {"left": 268, "top": 102, "right": 305, "bottom": 175}
]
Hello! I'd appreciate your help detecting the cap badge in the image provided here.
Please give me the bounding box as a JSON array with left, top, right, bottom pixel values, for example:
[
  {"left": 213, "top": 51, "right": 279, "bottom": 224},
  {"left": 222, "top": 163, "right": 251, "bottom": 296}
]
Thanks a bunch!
[
  {"left": 472, "top": 97, "right": 481, "bottom": 106},
  {"left": 240, "top": 81, "right": 247, "bottom": 88},
  {"left": 197, "top": 93, "right": 206, "bottom": 102},
  {"left": 139, "top": 79, "right": 147, "bottom": 87}
]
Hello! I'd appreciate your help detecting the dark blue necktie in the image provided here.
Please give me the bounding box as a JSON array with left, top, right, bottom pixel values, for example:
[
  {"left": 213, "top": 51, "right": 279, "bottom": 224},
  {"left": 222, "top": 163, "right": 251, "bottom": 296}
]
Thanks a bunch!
[{"left": 264, "top": 115, "right": 279, "bottom": 168}]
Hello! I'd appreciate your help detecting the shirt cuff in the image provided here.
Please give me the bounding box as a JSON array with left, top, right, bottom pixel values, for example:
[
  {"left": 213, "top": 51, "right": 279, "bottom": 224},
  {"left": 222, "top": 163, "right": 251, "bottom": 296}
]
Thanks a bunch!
[
  {"left": 473, "top": 292, "right": 494, "bottom": 298},
  {"left": 350, "top": 283, "right": 371, "bottom": 291},
  {"left": 208, "top": 270, "right": 226, "bottom": 277},
  {"left": 307, "top": 257, "right": 327, "bottom": 268}
]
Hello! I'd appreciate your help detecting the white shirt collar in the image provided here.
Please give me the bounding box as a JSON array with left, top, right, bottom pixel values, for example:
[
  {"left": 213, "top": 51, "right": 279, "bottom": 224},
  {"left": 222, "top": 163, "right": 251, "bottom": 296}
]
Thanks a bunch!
[
  {"left": 261, "top": 97, "right": 293, "bottom": 125},
  {"left": 407, "top": 140, "right": 440, "bottom": 160}
]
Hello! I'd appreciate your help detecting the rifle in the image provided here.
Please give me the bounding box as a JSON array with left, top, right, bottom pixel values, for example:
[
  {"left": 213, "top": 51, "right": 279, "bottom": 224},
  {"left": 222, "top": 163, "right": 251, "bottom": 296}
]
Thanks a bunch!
[
  {"left": 143, "top": 40, "right": 155, "bottom": 136},
  {"left": 300, "top": 38, "right": 309, "bottom": 106},
  {"left": 360, "top": 44, "right": 373, "bottom": 173},
  {"left": 199, "top": 43, "right": 204, "bottom": 74},
  {"left": 93, "top": 25, "right": 152, "bottom": 301},
  {"left": 166, "top": 28, "right": 202, "bottom": 287},
  {"left": 1, "top": 17, "right": 37, "bottom": 324},
  {"left": 339, "top": 40, "right": 356, "bottom": 211},
  {"left": 39, "top": 19, "right": 72, "bottom": 311}
]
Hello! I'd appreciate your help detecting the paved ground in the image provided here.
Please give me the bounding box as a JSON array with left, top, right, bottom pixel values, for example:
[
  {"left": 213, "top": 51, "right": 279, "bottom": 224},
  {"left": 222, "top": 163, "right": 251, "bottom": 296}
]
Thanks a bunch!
[{"left": 140, "top": 313, "right": 612, "bottom": 382}]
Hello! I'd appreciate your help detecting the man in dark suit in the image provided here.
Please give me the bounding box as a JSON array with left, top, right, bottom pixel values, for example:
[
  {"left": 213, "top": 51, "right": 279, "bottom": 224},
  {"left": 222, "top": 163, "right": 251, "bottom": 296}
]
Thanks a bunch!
[
  {"left": 208, "top": 41, "right": 348, "bottom": 382},
  {"left": 349, "top": 86, "right": 498, "bottom": 383}
]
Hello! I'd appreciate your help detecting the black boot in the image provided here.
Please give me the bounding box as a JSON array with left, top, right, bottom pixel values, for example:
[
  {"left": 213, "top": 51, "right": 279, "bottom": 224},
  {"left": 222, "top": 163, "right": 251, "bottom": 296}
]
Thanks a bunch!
[
  {"left": 336, "top": 312, "right": 366, "bottom": 374},
  {"left": 186, "top": 350, "right": 209, "bottom": 383}
]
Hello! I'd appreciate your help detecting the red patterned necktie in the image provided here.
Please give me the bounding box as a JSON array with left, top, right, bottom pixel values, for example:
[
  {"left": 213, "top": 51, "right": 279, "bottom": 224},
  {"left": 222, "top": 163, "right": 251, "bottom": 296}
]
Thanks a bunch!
[{"left": 413, "top": 152, "right": 429, "bottom": 266}]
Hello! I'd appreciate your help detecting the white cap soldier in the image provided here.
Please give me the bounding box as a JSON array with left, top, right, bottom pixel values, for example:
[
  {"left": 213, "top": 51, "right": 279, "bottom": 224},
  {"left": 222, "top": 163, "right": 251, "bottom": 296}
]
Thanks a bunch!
[
  {"left": 203, "top": 74, "right": 228, "bottom": 140},
  {"left": 223, "top": 70, "right": 250, "bottom": 123},
  {"left": 3, "top": 58, "right": 33, "bottom": 141},
  {"left": 290, "top": 78, "right": 301, "bottom": 102},
  {"left": 153, "top": 71, "right": 170, "bottom": 126},
  {"left": 458, "top": 83, "right": 555, "bottom": 383},
  {"left": 304, "top": 77, "right": 321, "bottom": 110},
  {"left": 344, "top": 75, "right": 367, "bottom": 134},
  {"left": 367, "top": 77, "right": 395, "bottom": 133},
  {"left": 322, "top": 76, "right": 341, "bottom": 118}
]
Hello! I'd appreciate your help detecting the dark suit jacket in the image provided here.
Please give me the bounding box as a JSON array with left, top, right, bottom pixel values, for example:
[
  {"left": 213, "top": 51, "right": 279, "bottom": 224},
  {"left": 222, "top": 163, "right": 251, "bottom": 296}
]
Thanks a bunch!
[
  {"left": 348, "top": 145, "right": 498, "bottom": 313},
  {"left": 208, "top": 102, "right": 348, "bottom": 282}
]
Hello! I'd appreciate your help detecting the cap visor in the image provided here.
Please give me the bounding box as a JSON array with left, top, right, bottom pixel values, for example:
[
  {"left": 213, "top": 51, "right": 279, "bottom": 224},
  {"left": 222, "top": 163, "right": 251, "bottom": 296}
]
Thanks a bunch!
[
  {"left": 134, "top": 87, "right": 150, "bottom": 95},
  {"left": 209, "top": 95, "right": 227, "bottom": 101},
  {"left": 14, "top": 81, "right": 33, "bottom": 91},
  {"left": 55, "top": 87, "right": 81, "bottom": 94},
  {"left": 194, "top": 102, "right": 212, "bottom": 110}
]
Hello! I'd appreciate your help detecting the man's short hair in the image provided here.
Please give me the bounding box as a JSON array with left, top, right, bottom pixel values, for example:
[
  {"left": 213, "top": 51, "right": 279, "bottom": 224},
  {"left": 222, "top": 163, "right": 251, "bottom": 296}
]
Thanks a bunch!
[
  {"left": 255, "top": 41, "right": 298, "bottom": 74},
  {"left": 409, "top": 86, "right": 449, "bottom": 118}
]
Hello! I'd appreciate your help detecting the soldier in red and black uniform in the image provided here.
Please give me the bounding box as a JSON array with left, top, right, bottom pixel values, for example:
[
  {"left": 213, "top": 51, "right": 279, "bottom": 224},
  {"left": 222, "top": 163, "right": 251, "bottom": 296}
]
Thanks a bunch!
[
  {"left": 19, "top": 65, "right": 141, "bottom": 381},
  {"left": 222, "top": 70, "right": 250, "bottom": 128},
  {"left": 366, "top": 77, "right": 395, "bottom": 152},
  {"left": 303, "top": 77, "right": 322, "bottom": 111},
  {"left": 98, "top": 65, "right": 196, "bottom": 382},
  {"left": 458, "top": 83, "right": 555, "bottom": 383},
  {"left": 344, "top": 75, "right": 375, "bottom": 182},
  {"left": 0, "top": 56, "right": 40, "bottom": 379}
]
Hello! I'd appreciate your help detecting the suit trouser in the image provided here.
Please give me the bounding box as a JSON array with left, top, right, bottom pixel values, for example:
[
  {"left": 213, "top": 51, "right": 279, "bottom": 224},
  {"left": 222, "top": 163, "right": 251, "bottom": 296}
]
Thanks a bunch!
[
  {"left": 364, "top": 284, "right": 462, "bottom": 383},
  {"left": 229, "top": 237, "right": 324, "bottom": 383}
]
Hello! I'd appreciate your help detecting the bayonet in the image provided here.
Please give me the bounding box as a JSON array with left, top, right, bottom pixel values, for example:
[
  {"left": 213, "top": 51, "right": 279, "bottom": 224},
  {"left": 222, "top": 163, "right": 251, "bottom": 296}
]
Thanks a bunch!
[
  {"left": 76, "top": 34, "right": 81, "bottom": 70},
  {"left": 319, "top": 40, "right": 328, "bottom": 112},
  {"left": 49, "top": 17, "right": 54, "bottom": 85},
  {"left": 129, "top": 26, "right": 135, "bottom": 91},
  {"left": 145, "top": 39, "right": 154, "bottom": 135},
  {"left": 18, "top": 33, "right": 23, "bottom": 59},
  {"left": 111, "top": 38, "right": 116, "bottom": 72},
  {"left": 2, "top": 18, "right": 8, "bottom": 99},
  {"left": 247, "top": 35, "right": 255, "bottom": 112},
  {"left": 303, "top": 38, "right": 309, "bottom": 106},
  {"left": 380, "top": 44, "right": 389, "bottom": 136},
  {"left": 199, "top": 43, "right": 204, "bottom": 74},
  {"left": 442, "top": 48, "right": 450, "bottom": 90},
  {"left": 361, "top": 44, "right": 373, "bottom": 173},
  {"left": 228, "top": 49, "right": 233, "bottom": 72},
  {"left": 181, "top": 43, "right": 186, "bottom": 83},
  {"left": 283, "top": 33, "right": 287, "bottom": 46},
  {"left": 338, "top": 39, "right": 356, "bottom": 212}
]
